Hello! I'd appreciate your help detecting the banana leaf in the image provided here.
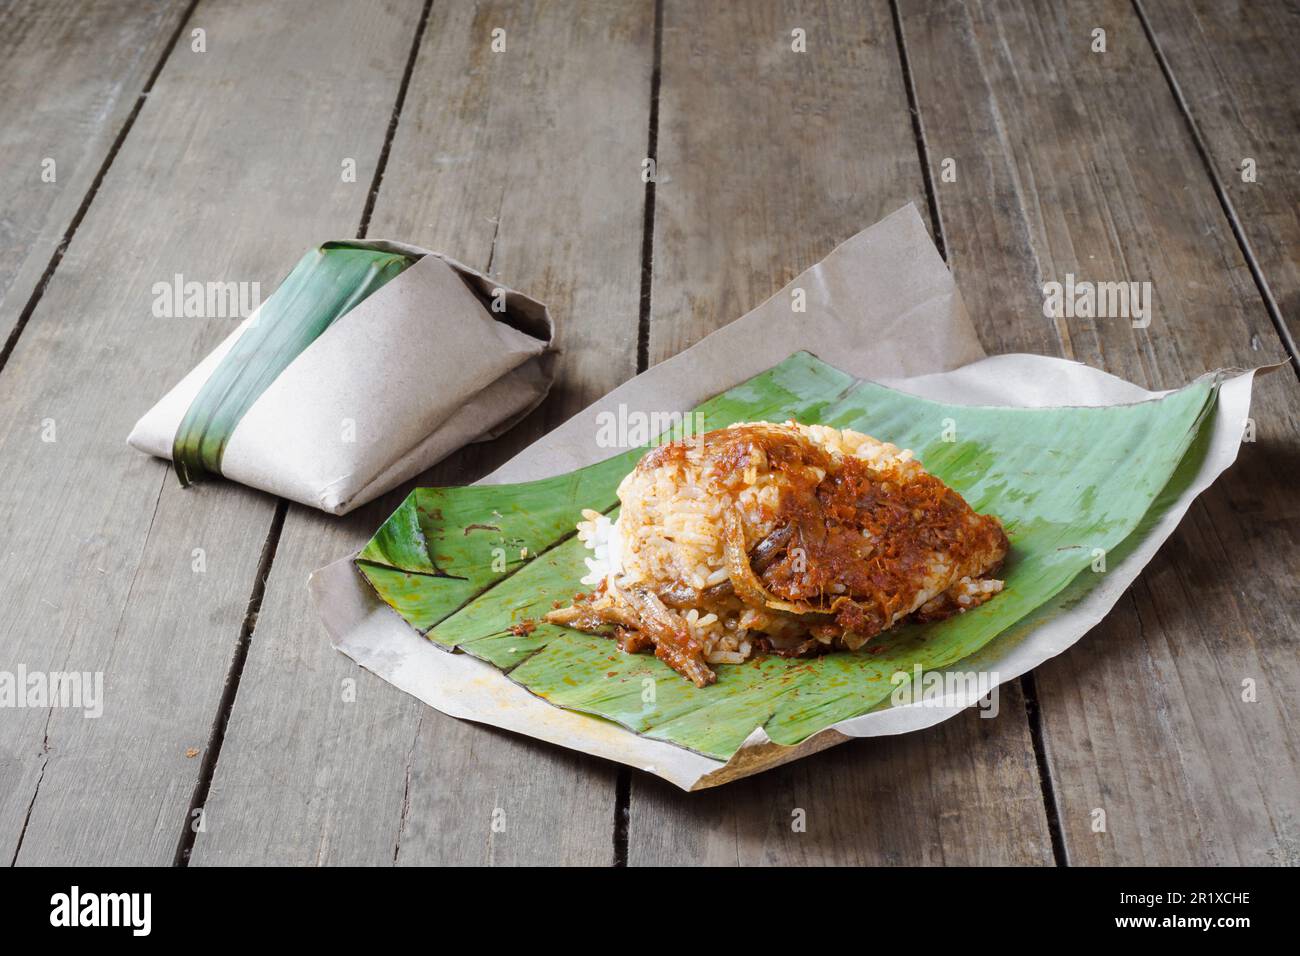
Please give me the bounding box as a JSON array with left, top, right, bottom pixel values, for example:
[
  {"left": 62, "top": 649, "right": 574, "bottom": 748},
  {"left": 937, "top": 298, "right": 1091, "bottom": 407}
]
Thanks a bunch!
[{"left": 356, "top": 352, "right": 1218, "bottom": 760}]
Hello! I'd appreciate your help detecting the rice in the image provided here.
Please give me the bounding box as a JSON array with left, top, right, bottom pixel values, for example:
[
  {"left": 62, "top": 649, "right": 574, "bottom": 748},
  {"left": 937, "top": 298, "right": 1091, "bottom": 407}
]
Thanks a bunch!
[{"left": 549, "top": 421, "right": 1008, "bottom": 686}]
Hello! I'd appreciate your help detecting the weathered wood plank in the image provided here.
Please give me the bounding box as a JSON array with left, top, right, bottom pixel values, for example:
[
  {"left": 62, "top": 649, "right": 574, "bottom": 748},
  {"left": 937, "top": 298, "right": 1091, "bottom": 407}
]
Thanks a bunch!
[
  {"left": 1138, "top": 0, "right": 1300, "bottom": 353},
  {"left": 191, "top": 0, "right": 653, "bottom": 866},
  {"left": 632, "top": 684, "right": 1051, "bottom": 865},
  {"left": 898, "top": 0, "right": 1300, "bottom": 864},
  {"left": 0, "top": 0, "right": 192, "bottom": 346},
  {"left": 628, "top": 0, "right": 1055, "bottom": 865},
  {"left": 0, "top": 0, "right": 423, "bottom": 865}
]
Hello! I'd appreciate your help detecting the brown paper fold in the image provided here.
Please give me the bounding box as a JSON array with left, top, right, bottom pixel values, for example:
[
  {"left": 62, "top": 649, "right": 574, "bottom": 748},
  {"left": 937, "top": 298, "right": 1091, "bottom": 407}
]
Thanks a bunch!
[{"left": 128, "top": 241, "right": 556, "bottom": 514}]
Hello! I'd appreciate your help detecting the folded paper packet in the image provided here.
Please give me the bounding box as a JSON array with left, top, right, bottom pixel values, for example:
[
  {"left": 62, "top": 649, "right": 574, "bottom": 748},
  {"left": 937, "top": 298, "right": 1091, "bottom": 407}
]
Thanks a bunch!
[{"left": 129, "top": 240, "right": 554, "bottom": 514}]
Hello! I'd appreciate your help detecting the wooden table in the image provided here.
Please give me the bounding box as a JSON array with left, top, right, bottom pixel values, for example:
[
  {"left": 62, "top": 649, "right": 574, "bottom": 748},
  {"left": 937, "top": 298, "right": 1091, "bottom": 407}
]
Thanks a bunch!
[{"left": 1, "top": 0, "right": 1296, "bottom": 866}]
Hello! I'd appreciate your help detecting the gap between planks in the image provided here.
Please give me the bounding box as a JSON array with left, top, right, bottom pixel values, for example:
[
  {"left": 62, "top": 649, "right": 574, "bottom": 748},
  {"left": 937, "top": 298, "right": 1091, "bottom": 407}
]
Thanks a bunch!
[
  {"left": 3, "top": 0, "right": 202, "bottom": 867},
  {"left": 0, "top": 0, "right": 203, "bottom": 381},
  {"left": 172, "top": 0, "right": 436, "bottom": 866},
  {"left": 634, "top": 0, "right": 665, "bottom": 377},
  {"left": 889, "top": 0, "right": 948, "bottom": 261},
  {"left": 1020, "top": 672, "right": 1070, "bottom": 866},
  {"left": 895, "top": 0, "right": 1297, "bottom": 865},
  {"left": 173, "top": 502, "right": 287, "bottom": 866},
  {"left": 1130, "top": 0, "right": 1299, "bottom": 376},
  {"left": 889, "top": 0, "right": 1069, "bottom": 865},
  {"left": 617, "top": 0, "right": 666, "bottom": 867}
]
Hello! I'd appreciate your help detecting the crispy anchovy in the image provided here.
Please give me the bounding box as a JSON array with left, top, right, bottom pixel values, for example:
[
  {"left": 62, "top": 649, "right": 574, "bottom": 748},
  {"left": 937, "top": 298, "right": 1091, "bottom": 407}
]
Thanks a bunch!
[
  {"left": 653, "top": 639, "right": 716, "bottom": 688},
  {"left": 657, "top": 581, "right": 705, "bottom": 609},
  {"left": 544, "top": 588, "right": 716, "bottom": 685},
  {"left": 615, "top": 626, "right": 653, "bottom": 654},
  {"left": 767, "top": 637, "right": 823, "bottom": 658},
  {"left": 721, "top": 511, "right": 828, "bottom": 616},
  {"left": 623, "top": 587, "right": 715, "bottom": 687},
  {"left": 751, "top": 521, "right": 794, "bottom": 571},
  {"left": 543, "top": 603, "right": 636, "bottom": 631},
  {"left": 657, "top": 522, "right": 795, "bottom": 608}
]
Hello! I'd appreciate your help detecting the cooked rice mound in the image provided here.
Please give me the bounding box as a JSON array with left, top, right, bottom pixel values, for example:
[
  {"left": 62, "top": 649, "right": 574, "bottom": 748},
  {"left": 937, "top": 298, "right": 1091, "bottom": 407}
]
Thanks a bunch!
[{"left": 545, "top": 422, "right": 1008, "bottom": 687}]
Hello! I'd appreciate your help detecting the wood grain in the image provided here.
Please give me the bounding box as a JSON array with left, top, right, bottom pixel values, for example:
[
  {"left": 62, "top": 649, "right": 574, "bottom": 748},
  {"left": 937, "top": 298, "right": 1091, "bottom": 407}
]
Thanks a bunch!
[
  {"left": 0, "top": 0, "right": 422, "bottom": 865},
  {"left": 0, "top": 0, "right": 192, "bottom": 345},
  {"left": 627, "top": 0, "right": 1055, "bottom": 865},
  {"left": 897, "top": 0, "right": 1300, "bottom": 864},
  {"left": 190, "top": 0, "right": 653, "bottom": 866},
  {"left": 632, "top": 684, "right": 1052, "bottom": 865},
  {"left": 3, "top": 0, "right": 1292, "bottom": 868},
  {"left": 1138, "top": 0, "right": 1300, "bottom": 354}
]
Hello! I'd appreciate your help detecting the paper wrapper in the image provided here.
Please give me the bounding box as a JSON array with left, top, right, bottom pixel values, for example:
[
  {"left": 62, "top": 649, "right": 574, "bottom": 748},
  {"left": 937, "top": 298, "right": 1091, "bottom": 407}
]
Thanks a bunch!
[
  {"left": 311, "top": 205, "right": 1258, "bottom": 789},
  {"left": 128, "top": 242, "right": 555, "bottom": 515}
]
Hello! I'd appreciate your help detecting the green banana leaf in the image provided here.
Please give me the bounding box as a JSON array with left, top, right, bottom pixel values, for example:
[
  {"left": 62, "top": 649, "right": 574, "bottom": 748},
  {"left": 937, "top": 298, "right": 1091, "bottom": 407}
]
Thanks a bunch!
[
  {"left": 173, "top": 242, "right": 414, "bottom": 485},
  {"left": 356, "top": 352, "right": 1218, "bottom": 760}
]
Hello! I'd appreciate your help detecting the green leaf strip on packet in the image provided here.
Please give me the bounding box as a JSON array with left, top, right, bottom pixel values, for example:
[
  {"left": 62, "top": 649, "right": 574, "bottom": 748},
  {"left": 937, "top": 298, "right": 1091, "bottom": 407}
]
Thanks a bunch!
[{"left": 172, "top": 242, "right": 414, "bottom": 486}]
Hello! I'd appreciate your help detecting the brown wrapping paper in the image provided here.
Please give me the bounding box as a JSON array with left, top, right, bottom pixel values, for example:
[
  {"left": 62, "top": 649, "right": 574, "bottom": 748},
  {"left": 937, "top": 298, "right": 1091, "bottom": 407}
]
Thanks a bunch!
[{"left": 128, "top": 244, "right": 556, "bottom": 514}]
